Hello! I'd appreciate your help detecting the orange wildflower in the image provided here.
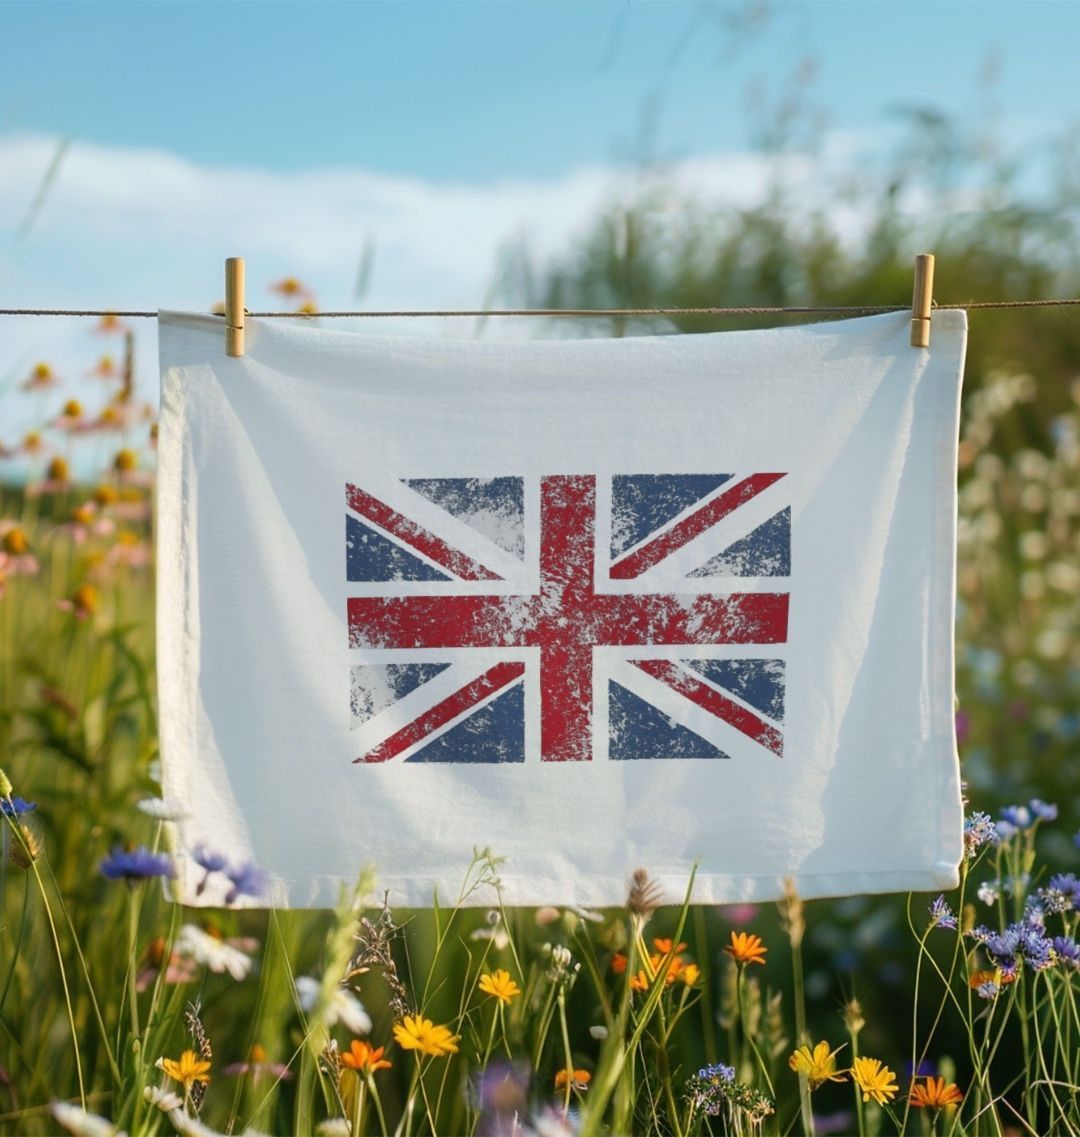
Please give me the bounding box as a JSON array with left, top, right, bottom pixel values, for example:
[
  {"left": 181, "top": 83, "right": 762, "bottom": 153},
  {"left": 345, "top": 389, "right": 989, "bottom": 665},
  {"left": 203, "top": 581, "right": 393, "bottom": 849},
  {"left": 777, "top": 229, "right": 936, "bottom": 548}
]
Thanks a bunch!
[
  {"left": 95, "top": 313, "right": 128, "bottom": 335},
  {"left": 968, "top": 968, "right": 1017, "bottom": 992},
  {"left": 340, "top": 1039, "right": 392, "bottom": 1073},
  {"left": 554, "top": 1068, "right": 591, "bottom": 1091},
  {"left": 270, "top": 277, "right": 311, "bottom": 298},
  {"left": 724, "top": 931, "right": 768, "bottom": 965},
  {"left": 653, "top": 938, "right": 688, "bottom": 955},
  {"left": 910, "top": 1076, "right": 963, "bottom": 1109},
  {"left": 611, "top": 952, "right": 628, "bottom": 975}
]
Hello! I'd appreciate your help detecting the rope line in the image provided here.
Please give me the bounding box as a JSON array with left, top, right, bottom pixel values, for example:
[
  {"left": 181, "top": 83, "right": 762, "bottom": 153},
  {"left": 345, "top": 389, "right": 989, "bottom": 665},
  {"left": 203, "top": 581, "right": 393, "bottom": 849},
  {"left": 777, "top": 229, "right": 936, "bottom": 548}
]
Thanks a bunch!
[{"left": 0, "top": 298, "right": 1077, "bottom": 319}]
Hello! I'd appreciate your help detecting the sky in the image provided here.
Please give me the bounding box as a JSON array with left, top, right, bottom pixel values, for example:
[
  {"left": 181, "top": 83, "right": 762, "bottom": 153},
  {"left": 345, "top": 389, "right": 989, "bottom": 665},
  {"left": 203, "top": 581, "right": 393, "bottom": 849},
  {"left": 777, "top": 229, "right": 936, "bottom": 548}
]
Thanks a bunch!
[{"left": 1, "top": 0, "right": 1079, "bottom": 446}]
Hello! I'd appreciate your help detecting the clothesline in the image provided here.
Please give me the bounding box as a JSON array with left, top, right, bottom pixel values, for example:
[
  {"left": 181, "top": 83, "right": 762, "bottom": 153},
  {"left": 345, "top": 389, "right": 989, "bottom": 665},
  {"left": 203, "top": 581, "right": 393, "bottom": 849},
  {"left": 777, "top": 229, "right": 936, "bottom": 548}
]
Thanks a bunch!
[{"left": 1, "top": 298, "right": 1079, "bottom": 319}]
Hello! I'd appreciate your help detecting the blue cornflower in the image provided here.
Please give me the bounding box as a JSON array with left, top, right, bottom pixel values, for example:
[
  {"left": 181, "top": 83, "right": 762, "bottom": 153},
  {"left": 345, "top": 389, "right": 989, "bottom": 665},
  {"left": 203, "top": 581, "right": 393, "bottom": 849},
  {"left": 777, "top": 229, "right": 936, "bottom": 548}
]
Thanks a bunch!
[
  {"left": 0, "top": 797, "right": 37, "bottom": 817},
  {"left": 1052, "top": 937, "right": 1080, "bottom": 970},
  {"left": 1046, "top": 873, "right": 1080, "bottom": 910},
  {"left": 697, "top": 1063, "right": 735, "bottom": 1084},
  {"left": 100, "top": 846, "right": 173, "bottom": 881},
  {"left": 192, "top": 844, "right": 229, "bottom": 873},
  {"left": 996, "top": 820, "right": 1019, "bottom": 841},
  {"left": 1000, "top": 805, "right": 1033, "bottom": 830},
  {"left": 968, "top": 924, "right": 995, "bottom": 946},
  {"left": 1023, "top": 898, "right": 1047, "bottom": 926},
  {"left": 975, "top": 979, "right": 1000, "bottom": 1000},
  {"left": 1018, "top": 925, "right": 1055, "bottom": 972},
  {"left": 963, "top": 812, "right": 998, "bottom": 853},
  {"left": 225, "top": 861, "right": 268, "bottom": 904},
  {"left": 928, "top": 896, "right": 957, "bottom": 930},
  {"left": 1030, "top": 799, "right": 1057, "bottom": 822},
  {"left": 987, "top": 925, "right": 1021, "bottom": 958}
]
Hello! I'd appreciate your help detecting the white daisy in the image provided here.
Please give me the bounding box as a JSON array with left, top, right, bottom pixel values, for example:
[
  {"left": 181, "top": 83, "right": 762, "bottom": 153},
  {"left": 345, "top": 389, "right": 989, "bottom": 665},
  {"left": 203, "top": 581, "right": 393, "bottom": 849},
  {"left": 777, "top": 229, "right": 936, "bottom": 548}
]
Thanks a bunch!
[
  {"left": 175, "top": 924, "right": 255, "bottom": 981},
  {"left": 143, "top": 1086, "right": 183, "bottom": 1112},
  {"left": 49, "top": 1101, "right": 124, "bottom": 1137},
  {"left": 294, "top": 975, "right": 372, "bottom": 1035}
]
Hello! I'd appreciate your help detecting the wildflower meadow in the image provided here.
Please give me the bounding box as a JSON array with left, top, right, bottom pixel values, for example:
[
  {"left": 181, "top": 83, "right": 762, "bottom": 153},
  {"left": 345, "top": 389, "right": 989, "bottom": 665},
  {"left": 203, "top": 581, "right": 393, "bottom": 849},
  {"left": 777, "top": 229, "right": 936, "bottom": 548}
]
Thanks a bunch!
[{"left": 3, "top": 115, "right": 1080, "bottom": 1137}]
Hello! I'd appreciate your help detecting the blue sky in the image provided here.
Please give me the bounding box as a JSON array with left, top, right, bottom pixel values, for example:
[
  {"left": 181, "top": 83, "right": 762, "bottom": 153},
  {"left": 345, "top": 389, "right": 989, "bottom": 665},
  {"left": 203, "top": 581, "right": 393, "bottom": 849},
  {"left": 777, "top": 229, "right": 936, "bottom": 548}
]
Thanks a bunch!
[
  {"left": 1, "top": 1, "right": 1078, "bottom": 450},
  {"left": 3, "top": 2, "right": 1079, "bottom": 180}
]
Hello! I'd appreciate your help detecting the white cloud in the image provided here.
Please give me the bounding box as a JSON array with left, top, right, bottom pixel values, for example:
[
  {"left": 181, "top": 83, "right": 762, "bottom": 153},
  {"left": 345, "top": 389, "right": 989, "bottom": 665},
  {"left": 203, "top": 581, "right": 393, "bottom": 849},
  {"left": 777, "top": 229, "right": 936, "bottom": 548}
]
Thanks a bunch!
[
  {"left": 1, "top": 127, "right": 934, "bottom": 456},
  {"left": 0, "top": 131, "right": 811, "bottom": 444}
]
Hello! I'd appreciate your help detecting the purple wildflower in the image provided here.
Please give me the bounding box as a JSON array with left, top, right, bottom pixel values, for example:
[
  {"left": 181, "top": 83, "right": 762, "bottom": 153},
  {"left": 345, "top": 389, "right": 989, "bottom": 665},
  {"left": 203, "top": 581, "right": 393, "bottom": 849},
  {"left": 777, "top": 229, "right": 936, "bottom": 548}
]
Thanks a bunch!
[
  {"left": 193, "top": 844, "right": 229, "bottom": 873},
  {"left": 814, "top": 1110, "right": 856, "bottom": 1136},
  {"left": 1024, "top": 898, "right": 1047, "bottom": 926},
  {"left": 975, "top": 980, "right": 1000, "bottom": 1000},
  {"left": 963, "top": 812, "right": 998, "bottom": 853},
  {"left": 1000, "top": 805, "right": 1033, "bottom": 830},
  {"left": 968, "top": 924, "right": 995, "bottom": 946},
  {"left": 1030, "top": 799, "right": 1057, "bottom": 822},
  {"left": 1052, "top": 937, "right": 1080, "bottom": 970},
  {"left": 1, "top": 797, "right": 37, "bottom": 818},
  {"left": 1017, "top": 924, "right": 1055, "bottom": 971},
  {"left": 697, "top": 1063, "right": 735, "bottom": 1083},
  {"left": 472, "top": 1059, "right": 530, "bottom": 1131},
  {"left": 1045, "top": 873, "right": 1080, "bottom": 911},
  {"left": 225, "top": 861, "right": 268, "bottom": 904},
  {"left": 929, "top": 896, "right": 957, "bottom": 930},
  {"left": 100, "top": 846, "right": 173, "bottom": 881}
]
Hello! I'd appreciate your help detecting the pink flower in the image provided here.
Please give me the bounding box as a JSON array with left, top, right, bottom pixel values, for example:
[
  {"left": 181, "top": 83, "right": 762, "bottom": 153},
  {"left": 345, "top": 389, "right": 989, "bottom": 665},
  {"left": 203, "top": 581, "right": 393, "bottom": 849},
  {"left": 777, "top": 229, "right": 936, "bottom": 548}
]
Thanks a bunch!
[
  {"left": 0, "top": 523, "right": 39, "bottom": 577},
  {"left": 20, "top": 362, "right": 59, "bottom": 392},
  {"left": 54, "top": 503, "right": 115, "bottom": 545}
]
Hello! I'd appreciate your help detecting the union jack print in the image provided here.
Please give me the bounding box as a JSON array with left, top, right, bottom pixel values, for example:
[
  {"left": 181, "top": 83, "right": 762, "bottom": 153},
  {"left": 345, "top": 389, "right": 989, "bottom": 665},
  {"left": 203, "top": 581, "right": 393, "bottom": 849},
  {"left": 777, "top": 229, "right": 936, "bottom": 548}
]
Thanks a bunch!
[{"left": 347, "top": 474, "right": 790, "bottom": 764}]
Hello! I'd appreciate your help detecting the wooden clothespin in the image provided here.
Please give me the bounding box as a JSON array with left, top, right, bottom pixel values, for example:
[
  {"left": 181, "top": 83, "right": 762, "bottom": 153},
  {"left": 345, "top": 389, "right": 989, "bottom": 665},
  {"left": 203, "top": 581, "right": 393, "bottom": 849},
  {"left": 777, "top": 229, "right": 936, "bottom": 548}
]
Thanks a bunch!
[
  {"left": 225, "top": 257, "right": 246, "bottom": 357},
  {"left": 910, "top": 253, "right": 935, "bottom": 348}
]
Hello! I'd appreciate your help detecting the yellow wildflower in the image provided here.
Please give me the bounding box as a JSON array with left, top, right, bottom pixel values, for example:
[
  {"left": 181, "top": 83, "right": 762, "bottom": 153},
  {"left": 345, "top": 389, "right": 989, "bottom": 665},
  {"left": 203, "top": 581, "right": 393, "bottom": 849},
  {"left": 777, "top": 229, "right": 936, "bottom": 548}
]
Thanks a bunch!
[
  {"left": 478, "top": 968, "right": 522, "bottom": 1006},
  {"left": 160, "top": 1049, "right": 211, "bottom": 1091},
  {"left": 788, "top": 1040, "right": 847, "bottom": 1090},
  {"left": 851, "top": 1056, "right": 898, "bottom": 1105},
  {"left": 392, "top": 1014, "right": 459, "bottom": 1057}
]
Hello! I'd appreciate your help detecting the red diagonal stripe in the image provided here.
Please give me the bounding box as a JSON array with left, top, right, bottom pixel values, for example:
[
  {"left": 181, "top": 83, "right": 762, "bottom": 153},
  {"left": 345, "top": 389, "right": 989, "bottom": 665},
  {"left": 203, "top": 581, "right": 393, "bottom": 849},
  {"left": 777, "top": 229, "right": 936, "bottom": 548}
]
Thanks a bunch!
[
  {"left": 354, "top": 661, "right": 525, "bottom": 764},
  {"left": 610, "top": 473, "right": 786, "bottom": 580},
  {"left": 631, "top": 658, "right": 783, "bottom": 757},
  {"left": 346, "top": 483, "right": 502, "bottom": 582}
]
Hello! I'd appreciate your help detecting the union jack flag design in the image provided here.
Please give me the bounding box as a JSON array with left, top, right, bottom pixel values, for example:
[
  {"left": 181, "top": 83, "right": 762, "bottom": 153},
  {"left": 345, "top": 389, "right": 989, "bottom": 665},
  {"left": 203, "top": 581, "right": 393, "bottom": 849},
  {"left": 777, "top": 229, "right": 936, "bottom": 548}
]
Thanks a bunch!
[{"left": 347, "top": 474, "right": 790, "bottom": 764}]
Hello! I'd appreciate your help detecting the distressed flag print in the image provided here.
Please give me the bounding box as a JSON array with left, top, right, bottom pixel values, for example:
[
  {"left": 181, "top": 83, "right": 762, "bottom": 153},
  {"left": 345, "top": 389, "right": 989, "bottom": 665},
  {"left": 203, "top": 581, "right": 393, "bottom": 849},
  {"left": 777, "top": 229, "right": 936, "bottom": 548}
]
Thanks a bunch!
[
  {"left": 347, "top": 473, "right": 789, "bottom": 765},
  {"left": 159, "top": 310, "right": 968, "bottom": 907}
]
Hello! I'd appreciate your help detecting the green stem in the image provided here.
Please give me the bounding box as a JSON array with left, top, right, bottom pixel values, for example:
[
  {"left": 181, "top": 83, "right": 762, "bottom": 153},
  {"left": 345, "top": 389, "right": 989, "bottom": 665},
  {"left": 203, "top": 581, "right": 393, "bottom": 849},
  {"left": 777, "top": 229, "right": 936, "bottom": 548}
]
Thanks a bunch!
[
  {"left": 5, "top": 808, "right": 85, "bottom": 1107},
  {"left": 736, "top": 966, "right": 773, "bottom": 1097},
  {"left": 127, "top": 886, "right": 141, "bottom": 1047}
]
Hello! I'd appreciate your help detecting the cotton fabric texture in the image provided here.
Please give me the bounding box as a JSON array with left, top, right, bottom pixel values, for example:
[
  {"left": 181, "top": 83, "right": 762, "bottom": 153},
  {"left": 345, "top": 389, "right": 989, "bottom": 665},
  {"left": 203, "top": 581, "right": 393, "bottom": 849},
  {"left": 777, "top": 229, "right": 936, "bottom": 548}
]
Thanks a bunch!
[{"left": 157, "top": 310, "right": 967, "bottom": 908}]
